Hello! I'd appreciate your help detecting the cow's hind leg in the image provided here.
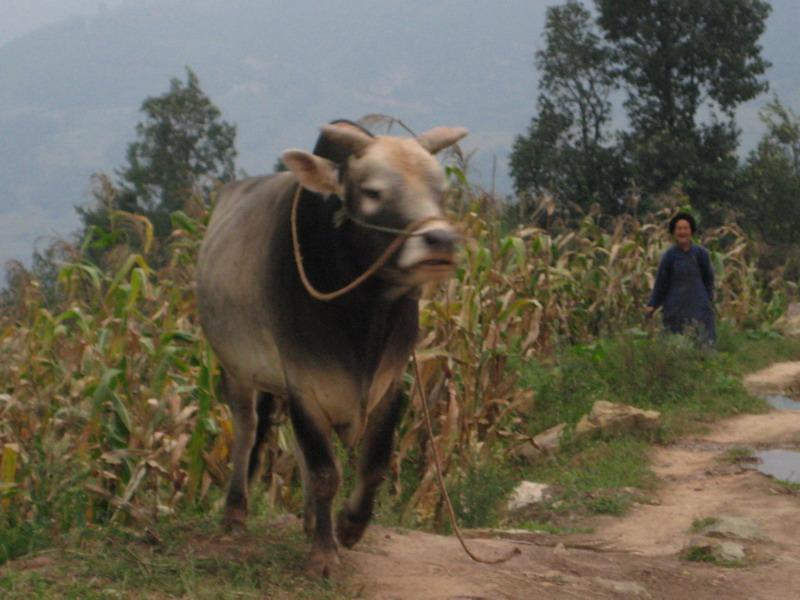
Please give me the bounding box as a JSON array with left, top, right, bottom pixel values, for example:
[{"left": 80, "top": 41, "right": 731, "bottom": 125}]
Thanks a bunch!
[
  {"left": 223, "top": 372, "right": 258, "bottom": 528},
  {"left": 289, "top": 396, "right": 340, "bottom": 578},
  {"left": 336, "top": 388, "right": 403, "bottom": 548},
  {"left": 247, "top": 391, "right": 278, "bottom": 485}
]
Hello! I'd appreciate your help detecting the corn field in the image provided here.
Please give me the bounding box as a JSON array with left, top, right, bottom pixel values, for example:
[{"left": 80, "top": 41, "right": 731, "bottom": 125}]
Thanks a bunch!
[{"left": 0, "top": 184, "right": 790, "bottom": 535}]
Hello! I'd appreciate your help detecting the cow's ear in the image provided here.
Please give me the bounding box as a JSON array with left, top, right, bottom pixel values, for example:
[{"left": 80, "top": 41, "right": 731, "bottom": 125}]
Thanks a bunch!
[
  {"left": 320, "top": 124, "right": 374, "bottom": 157},
  {"left": 417, "top": 126, "right": 469, "bottom": 154},
  {"left": 281, "top": 150, "right": 341, "bottom": 195}
]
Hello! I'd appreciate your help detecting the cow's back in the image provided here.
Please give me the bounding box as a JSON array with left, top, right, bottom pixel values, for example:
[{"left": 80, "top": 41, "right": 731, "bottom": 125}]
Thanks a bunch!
[{"left": 197, "top": 173, "right": 295, "bottom": 394}]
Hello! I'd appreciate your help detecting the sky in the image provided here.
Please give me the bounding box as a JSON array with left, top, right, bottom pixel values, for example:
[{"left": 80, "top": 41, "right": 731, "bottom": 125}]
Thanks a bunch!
[
  {"left": 0, "top": 0, "right": 797, "bottom": 277},
  {"left": 0, "top": 0, "right": 127, "bottom": 47}
]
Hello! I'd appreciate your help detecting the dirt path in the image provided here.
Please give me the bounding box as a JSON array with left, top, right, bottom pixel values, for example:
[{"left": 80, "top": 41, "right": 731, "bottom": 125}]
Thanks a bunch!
[{"left": 344, "top": 362, "right": 800, "bottom": 600}]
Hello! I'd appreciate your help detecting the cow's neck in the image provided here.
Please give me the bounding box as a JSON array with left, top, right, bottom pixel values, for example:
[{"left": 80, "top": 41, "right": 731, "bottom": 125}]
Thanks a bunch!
[{"left": 294, "top": 189, "right": 419, "bottom": 373}]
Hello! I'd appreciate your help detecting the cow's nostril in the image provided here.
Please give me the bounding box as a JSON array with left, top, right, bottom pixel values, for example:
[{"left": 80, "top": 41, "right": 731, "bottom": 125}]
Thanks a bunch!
[{"left": 422, "top": 229, "right": 457, "bottom": 252}]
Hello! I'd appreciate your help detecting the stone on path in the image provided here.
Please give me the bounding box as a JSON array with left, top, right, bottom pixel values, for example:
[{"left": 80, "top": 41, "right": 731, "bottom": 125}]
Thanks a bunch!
[
  {"left": 686, "top": 537, "right": 747, "bottom": 564},
  {"left": 700, "top": 515, "right": 768, "bottom": 542},
  {"left": 507, "top": 481, "right": 551, "bottom": 513},
  {"left": 574, "top": 400, "right": 660, "bottom": 439}
]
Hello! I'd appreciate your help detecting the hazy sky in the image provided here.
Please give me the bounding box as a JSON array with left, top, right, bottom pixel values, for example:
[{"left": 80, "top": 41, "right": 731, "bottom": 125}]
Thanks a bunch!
[
  {"left": 0, "top": 0, "right": 126, "bottom": 47},
  {"left": 0, "top": 0, "right": 796, "bottom": 275}
]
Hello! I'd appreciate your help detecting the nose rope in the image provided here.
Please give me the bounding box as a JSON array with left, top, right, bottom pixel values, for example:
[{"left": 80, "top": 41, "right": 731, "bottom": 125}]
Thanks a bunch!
[
  {"left": 290, "top": 184, "right": 445, "bottom": 302},
  {"left": 345, "top": 213, "right": 456, "bottom": 238}
]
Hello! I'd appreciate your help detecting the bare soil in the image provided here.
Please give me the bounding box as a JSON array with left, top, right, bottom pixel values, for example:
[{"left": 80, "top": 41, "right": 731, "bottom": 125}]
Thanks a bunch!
[{"left": 341, "top": 362, "right": 800, "bottom": 600}]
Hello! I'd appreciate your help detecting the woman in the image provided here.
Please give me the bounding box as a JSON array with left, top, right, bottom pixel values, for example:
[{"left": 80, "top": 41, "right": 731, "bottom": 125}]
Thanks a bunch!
[{"left": 645, "top": 212, "right": 716, "bottom": 343}]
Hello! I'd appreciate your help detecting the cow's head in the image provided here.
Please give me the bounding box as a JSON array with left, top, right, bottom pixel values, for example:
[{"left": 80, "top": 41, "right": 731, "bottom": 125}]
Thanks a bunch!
[{"left": 282, "top": 123, "right": 468, "bottom": 287}]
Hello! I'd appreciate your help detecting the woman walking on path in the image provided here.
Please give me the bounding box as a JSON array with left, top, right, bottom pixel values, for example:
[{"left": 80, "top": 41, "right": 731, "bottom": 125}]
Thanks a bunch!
[{"left": 645, "top": 212, "right": 716, "bottom": 343}]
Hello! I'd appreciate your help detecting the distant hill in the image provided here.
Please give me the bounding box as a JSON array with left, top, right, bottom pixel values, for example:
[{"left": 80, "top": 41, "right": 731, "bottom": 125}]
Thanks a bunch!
[{"left": 0, "top": 0, "right": 797, "bottom": 270}]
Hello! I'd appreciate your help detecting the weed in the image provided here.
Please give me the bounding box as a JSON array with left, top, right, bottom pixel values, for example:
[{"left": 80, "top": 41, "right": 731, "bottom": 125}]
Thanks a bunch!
[
  {"left": 691, "top": 516, "right": 719, "bottom": 532},
  {"left": 510, "top": 436, "right": 655, "bottom": 522},
  {"left": 681, "top": 543, "right": 746, "bottom": 568},
  {"left": 717, "top": 447, "right": 755, "bottom": 464},
  {"left": 683, "top": 544, "right": 718, "bottom": 563},
  {"left": 774, "top": 479, "right": 800, "bottom": 493},
  {"left": 444, "top": 455, "right": 516, "bottom": 532},
  {"left": 518, "top": 331, "right": 775, "bottom": 443},
  {"left": 0, "top": 514, "right": 353, "bottom": 599}
]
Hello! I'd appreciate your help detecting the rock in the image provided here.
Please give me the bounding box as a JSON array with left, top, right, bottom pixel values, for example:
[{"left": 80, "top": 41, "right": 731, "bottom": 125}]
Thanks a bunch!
[
  {"left": 590, "top": 577, "right": 650, "bottom": 598},
  {"left": 684, "top": 537, "right": 747, "bottom": 564},
  {"left": 686, "top": 537, "right": 747, "bottom": 564},
  {"left": 533, "top": 423, "right": 567, "bottom": 454},
  {"left": 700, "top": 515, "right": 768, "bottom": 542},
  {"left": 510, "top": 440, "right": 545, "bottom": 463},
  {"left": 510, "top": 423, "right": 567, "bottom": 463},
  {"left": 774, "top": 302, "right": 800, "bottom": 337},
  {"left": 507, "top": 481, "right": 551, "bottom": 512},
  {"left": 574, "top": 401, "right": 660, "bottom": 440},
  {"left": 717, "top": 542, "right": 747, "bottom": 562}
]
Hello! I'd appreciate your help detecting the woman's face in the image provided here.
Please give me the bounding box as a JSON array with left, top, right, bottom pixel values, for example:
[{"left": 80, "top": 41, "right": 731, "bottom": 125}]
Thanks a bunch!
[{"left": 673, "top": 219, "right": 693, "bottom": 246}]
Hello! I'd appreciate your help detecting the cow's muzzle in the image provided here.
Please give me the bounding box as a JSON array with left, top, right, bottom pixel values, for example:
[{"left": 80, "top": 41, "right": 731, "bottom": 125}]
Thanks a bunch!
[{"left": 397, "top": 222, "right": 458, "bottom": 275}]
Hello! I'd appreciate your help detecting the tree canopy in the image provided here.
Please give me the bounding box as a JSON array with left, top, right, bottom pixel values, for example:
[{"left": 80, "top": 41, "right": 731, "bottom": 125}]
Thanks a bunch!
[
  {"left": 510, "top": 1, "right": 623, "bottom": 215},
  {"left": 79, "top": 68, "right": 237, "bottom": 248},
  {"left": 510, "top": 0, "right": 773, "bottom": 224}
]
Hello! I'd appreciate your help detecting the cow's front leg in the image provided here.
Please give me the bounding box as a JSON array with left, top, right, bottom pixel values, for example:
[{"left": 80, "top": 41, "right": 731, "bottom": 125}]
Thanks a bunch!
[
  {"left": 336, "top": 387, "right": 403, "bottom": 548},
  {"left": 289, "top": 396, "right": 340, "bottom": 578}
]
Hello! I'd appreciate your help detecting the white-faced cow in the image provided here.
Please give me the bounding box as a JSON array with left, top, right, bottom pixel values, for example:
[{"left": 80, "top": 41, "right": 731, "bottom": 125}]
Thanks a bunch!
[{"left": 196, "top": 120, "right": 467, "bottom": 576}]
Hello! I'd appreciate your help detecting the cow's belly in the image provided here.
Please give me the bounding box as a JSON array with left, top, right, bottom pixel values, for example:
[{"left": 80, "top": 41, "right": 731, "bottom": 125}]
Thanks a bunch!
[
  {"left": 281, "top": 358, "right": 365, "bottom": 446},
  {"left": 209, "top": 322, "right": 287, "bottom": 396},
  {"left": 208, "top": 321, "right": 367, "bottom": 445}
]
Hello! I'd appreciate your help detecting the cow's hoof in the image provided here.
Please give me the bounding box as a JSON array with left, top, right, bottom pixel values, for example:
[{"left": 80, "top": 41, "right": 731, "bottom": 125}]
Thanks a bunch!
[
  {"left": 222, "top": 507, "right": 248, "bottom": 532},
  {"left": 305, "top": 546, "right": 340, "bottom": 579},
  {"left": 335, "top": 509, "right": 368, "bottom": 549}
]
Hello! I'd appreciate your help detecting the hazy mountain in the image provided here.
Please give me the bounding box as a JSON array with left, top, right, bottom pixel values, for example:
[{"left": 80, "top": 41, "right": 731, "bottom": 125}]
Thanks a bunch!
[{"left": 0, "top": 0, "right": 798, "bottom": 271}]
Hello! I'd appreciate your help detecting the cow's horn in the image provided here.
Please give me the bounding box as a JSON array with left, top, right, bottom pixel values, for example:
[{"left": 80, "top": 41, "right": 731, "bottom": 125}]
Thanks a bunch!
[
  {"left": 417, "top": 126, "right": 469, "bottom": 154},
  {"left": 319, "top": 124, "right": 374, "bottom": 157}
]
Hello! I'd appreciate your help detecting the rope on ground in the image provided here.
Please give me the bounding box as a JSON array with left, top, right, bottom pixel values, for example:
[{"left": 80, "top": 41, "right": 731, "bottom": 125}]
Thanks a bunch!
[{"left": 413, "top": 351, "right": 521, "bottom": 565}]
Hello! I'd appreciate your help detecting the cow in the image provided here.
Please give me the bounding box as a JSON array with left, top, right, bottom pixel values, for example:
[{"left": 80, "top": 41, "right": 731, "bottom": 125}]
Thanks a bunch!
[{"left": 196, "top": 120, "right": 468, "bottom": 577}]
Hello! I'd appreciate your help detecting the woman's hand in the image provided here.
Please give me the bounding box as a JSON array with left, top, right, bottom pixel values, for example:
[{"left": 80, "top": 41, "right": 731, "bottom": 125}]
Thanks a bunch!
[{"left": 644, "top": 305, "right": 655, "bottom": 317}]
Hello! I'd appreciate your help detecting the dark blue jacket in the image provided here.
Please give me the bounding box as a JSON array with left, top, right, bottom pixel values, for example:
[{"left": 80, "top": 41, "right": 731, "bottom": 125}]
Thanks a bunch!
[{"left": 648, "top": 244, "right": 715, "bottom": 340}]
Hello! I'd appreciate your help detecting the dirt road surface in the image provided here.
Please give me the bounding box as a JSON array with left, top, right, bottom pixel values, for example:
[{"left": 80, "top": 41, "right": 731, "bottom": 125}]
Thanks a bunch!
[{"left": 343, "top": 362, "right": 800, "bottom": 600}]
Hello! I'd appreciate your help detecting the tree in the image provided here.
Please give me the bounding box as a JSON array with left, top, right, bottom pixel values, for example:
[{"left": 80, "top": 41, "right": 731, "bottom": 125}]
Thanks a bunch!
[
  {"left": 510, "top": 1, "right": 624, "bottom": 216},
  {"left": 596, "top": 0, "right": 771, "bottom": 214},
  {"left": 80, "top": 67, "right": 237, "bottom": 242},
  {"left": 741, "top": 98, "right": 800, "bottom": 245}
]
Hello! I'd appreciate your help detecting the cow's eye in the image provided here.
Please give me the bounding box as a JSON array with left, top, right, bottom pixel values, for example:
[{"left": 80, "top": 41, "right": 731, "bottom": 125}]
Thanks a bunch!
[{"left": 362, "top": 188, "right": 381, "bottom": 200}]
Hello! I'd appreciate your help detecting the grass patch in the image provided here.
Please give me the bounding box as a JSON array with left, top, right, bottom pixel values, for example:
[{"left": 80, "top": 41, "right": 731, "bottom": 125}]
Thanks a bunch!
[
  {"left": 681, "top": 543, "right": 746, "bottom": 568},
  {"left": 683, "top": 544, "right": 718, "bottom": 564},
  {"left": 498, "top": 326, "right": 800, "bottom": 530},
  {"left": 0, "top": 514, "right": 353, "bottom": 599},
  {"left": 717, "top": 324, "right": 800, "bottom": 374},
  {"left": 717, "top": 446, "right": 755, "bottom": 464},
  {"left": 516, "top": 328, "right": 800, "bottom": 443},
  {"left": 512, "top": 436, "right": 656, "bottom": 521},
  {"left": 775, "top": 479, "right": 800, "bottom": 493},
  {"left": 690, "top": 516, "right": 719, "bottom": 532},
  {"left": 445, "top": 454, "right": 517, "bottom": 532}
]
